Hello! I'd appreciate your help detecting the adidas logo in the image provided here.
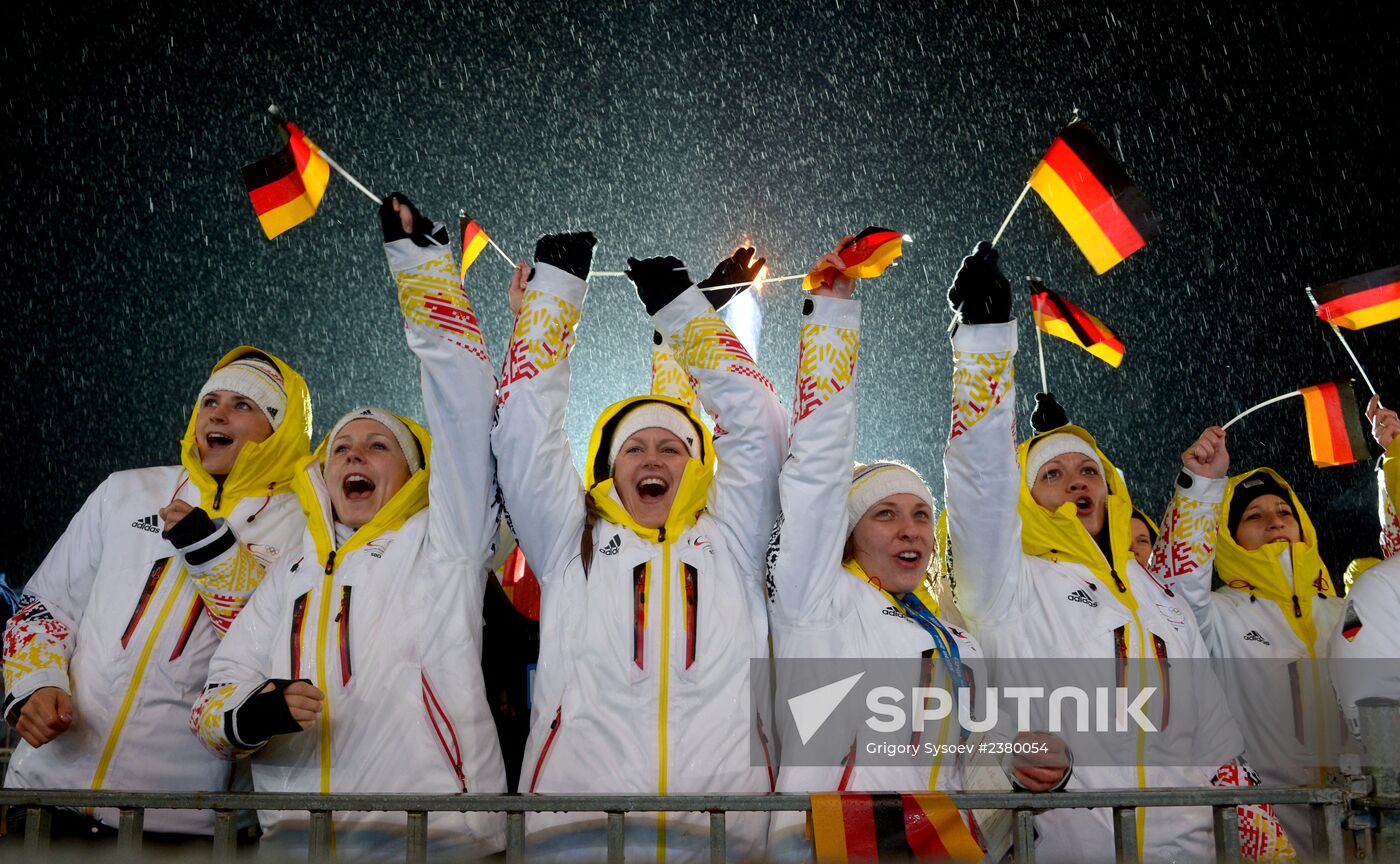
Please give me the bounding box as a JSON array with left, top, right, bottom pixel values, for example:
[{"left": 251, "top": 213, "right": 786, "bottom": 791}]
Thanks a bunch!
[
  {"left": 131, "top": 515, "right": 161, "bottom": 534},
  {"left": 1067, "top": 588, "right": 1098, "bottom": 607},
  {"left": 880, "top": 606, "right": 906, "bottom": 618},
  {"left": 599, "top": 534, "right": 621, "bottom": 556},
  {"left": 1243, "top": 630, "right": 1270, "bottom": 645}
]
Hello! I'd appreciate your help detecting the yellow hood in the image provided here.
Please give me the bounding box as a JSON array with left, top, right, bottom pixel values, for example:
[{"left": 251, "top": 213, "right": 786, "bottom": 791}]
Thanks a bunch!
[
  {"left": 584, "top": 394, "right": 714, "bottom": 543},
  {"left": 179, "top": 346, "right": 312, "bottom": 517},
  {"left": 1216, "top": 467, "right": 1333, "bottom": 650},
  {"left": 1017, "top": 425, "right": 1139, "bottom": 611},
  {"left": 294, "top": 411, "right": 433, "bottom": 572}
]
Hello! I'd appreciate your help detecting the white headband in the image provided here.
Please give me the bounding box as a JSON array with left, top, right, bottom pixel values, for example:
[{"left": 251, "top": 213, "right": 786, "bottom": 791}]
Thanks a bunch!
[
  {"left": 608, "top": 403, "right": 700, "bottom": 473},
  {"left": 1024, "top": 432, "right": 1102, "bottom": 487},
  {"left": 324, "top": 407, "right": 423, "bottom": 475},
  {"left": 847, "top": 462, "right": 934, "bottom": 533},
  {"left": 197, "top": 357, "right": 287, "bottom": 430}
]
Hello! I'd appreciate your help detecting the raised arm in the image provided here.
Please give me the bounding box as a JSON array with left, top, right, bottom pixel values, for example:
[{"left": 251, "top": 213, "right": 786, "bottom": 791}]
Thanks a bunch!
[
  {"left": 633, "top": 250, "right": 786, "bottom": 575},
  {"left": 942, "top": 242, "right": 1024, "bottom": 626},
  {"left": 1368, "top": 396, "right": 1400, "bottom": 558},
  {"left": 1151, "top": 427, "right": 1229, "bottom": 647},
  {"left": 765, "top": 245, "right": 863, "bottom": 624},
  {"left": 379, "top": 194, "right": 499, "bottom": 565},
  {"left": 492, "top": 235, "right": 596, "bottom": 581},
  {"left": 2, "top": 478, "right": 108, "bottom": 741}
]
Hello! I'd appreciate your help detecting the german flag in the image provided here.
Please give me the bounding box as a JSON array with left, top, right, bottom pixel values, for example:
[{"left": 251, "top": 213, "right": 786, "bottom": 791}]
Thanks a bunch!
[
  {"left": 1299, "top": 380, "right": 1369, "bottom": 468},
  {"left": 1028, "top": 120, "right": 1159, "bottom": 274},
  {"left": 810, "top": 792, "right": 982, "bottom": 863},
  {"left": 459, "top": 212, "right": 490, "bottom": 283},
  {"left": 1311, "top": 265, "right": 1400, "bottom": 330},
  {"left": 1029, "top": 280, "right": 1125, "bottom": 367},
  {"left": 242, "top": 121, "right": 331, "bottom": 240},
  {"left": 804, "top": 227, "right": 905, "bottom": 289}
]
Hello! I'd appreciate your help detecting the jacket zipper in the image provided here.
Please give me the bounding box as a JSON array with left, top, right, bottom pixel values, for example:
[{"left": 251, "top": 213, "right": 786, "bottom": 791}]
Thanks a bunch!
[
  {"left": 289, "top": 592, "right": 310, "bottom": 678},
  {"left": 657, "top": 536, "right": 673, "bottom": 861},
  {"left": 682, "top": 563, "right": 699, "bottom": 669},
  {"left": 529, "top": 707, "right": 563, "bottom": 793},
  {"left": 336, "top": 586, "right": 353, "bottom": 686},
  {"left": 167, "top": 596, "right": 204, "bottom": 661},
  {"left": 121, "top": 558, "right": 171, "bottom": 649},
  {"left": 421, "top": 672, "right": 467, "bottom": 792},
  {"left": 633, "top": 563, "right": 649, "bottom": 670},
  {"left": 314, "top": 550, "right": 337, "bottom": 795},
  {"left": 212, "top": 480, "right": 224, "bottom": 511}
]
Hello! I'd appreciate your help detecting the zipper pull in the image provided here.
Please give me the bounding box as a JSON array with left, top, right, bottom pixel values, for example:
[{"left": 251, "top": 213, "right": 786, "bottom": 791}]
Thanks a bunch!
[
  {"left": 1110, "top": 567, "right": 1126, "bottom": 594},
  {"left": 657, "top": 527, "right": 666, "bottom": 543},
  {"left": 1292, "top": 594, "right": 1302, "bottom": 618},
  {"left": 325, "top": 550, "right": 337, "bottom": 575},
  {"left": 212, "top": 481, "right": 224, "bottom": 510}
]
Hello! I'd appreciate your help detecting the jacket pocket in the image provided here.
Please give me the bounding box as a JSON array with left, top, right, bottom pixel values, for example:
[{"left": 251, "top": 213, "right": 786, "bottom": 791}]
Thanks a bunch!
[
  {"left": 289, "top": 591, "right": 311, "bottom": 678},
  {"left": 121, "top": 558, "right": 171, "bottom": 649},
  {"left": 336, "top": 587, "right": 353, "bottom": 687},
  {"left": 529, "top": 706, "right": 563, "bottom": 793},
  {"left": 421, "top": 670, "right": 467, "bottom": 792}
]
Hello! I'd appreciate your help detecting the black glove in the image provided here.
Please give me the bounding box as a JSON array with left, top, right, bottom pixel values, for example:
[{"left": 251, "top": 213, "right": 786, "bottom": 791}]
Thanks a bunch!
[
  {"left": 532, "top": 231, "right": 597, "bottom": 281},
  {"left": 229, "top": 679, "right": 312, "bottom": 748},
  {"left": 1031, "top": 393, "right": 1070, "bottom": 434},
  {"left": 378, "top": 193, "right": 448, "bottom": 247},
  {"left": 626, "top": 256, "right": 693, "bottom": 316},
  {"left": 698, "top": 247, "right": 766, "bottom": 310},
  {"left": 947, "top": 241, "right": 1012, "bottom": 325},
  {"left": 161, "top": 508, "right": 217, "bottom": 549}
]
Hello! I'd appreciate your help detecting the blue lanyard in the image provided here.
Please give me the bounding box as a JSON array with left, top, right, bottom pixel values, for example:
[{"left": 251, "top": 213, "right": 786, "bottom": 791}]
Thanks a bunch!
[{"left": 899, "top": 593, "right": 971, "bottom": 740}]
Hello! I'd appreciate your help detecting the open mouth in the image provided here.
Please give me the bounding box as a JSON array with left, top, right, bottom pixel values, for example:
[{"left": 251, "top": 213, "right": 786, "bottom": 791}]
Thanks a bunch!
[
  {"left": 343, "top": 473, "right": 376, "bottom": 501},
  {"left": 205, "top": 432, "right": 234, "bottom": 449},
  {"left": 1074, "top": 497, "right": 1093, "bottom": 512},
  {"left": 895, "top": 551, "right": 923, "bottom": 565},
  {"left": 636, "top": 477, "right": 669, "bottom": 503}
]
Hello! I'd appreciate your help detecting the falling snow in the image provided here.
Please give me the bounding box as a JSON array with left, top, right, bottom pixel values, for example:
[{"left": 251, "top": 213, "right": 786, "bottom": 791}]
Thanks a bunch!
[{"left": 1, "top": 2, "right": 1397, "bottom": 583}]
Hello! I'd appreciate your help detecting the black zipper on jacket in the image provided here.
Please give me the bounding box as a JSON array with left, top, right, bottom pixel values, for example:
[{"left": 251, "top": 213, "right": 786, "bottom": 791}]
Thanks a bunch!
[
  {"left": 324, "top": 550, "right": 337, "bottom": 575},
  {"left": 212, "top": 480, "right": 224, "bottom": 510},
  {"left": 1291, "top": 594, "right": 1302, "bottom": 618},
  {"left": 1108, "top": 565, "right": 1127, "bottom": 594}
]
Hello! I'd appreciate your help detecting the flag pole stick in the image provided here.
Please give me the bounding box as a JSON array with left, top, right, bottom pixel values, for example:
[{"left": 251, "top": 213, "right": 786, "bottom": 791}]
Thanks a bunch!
[
  {"left": 1222, "top": 391, "right": 1302, "bottom": 430},
  {"left": 992, "top": 182, "right": 1033, "bottom": 248},
  {"left": 1035, "top": 321, "right": 1049, "bottom": 393},
  {"left": 1305, "top": 286, "right": 1379, "bottom": 397},
  {"left": 947, "top": 181, "right": 1033, "bottom": 333},
  {"left": 266, "top": 105, "right": 382, "bottom": 206}
]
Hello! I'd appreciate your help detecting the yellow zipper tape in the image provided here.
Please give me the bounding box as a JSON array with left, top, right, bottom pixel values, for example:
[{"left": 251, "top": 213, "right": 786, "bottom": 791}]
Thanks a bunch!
[{"left": 92, "top": 563, "right": 185, "bottom": 790}]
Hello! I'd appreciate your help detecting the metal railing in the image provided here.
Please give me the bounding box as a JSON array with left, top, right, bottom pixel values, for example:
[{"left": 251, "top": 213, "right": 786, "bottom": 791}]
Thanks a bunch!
[{"left": 0, "top": 785, "right": 1352, "bottom": 864}]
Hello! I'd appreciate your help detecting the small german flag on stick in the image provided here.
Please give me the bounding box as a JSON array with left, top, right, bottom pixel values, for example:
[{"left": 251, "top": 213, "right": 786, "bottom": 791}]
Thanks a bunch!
[
  {"left": 242, "top": 119, "right": 331, "bottom": 239},
  {"left": 1029, "top": 280, "right": 1126, "bottom": 368},
  {"left": 803, "top": 227, "right": 906, "bottom": 290},
  {"left": 1300, "top": 380, "right": 1371, "bottom": 468},
  {"left": 1020, "top": 119, "right": 1160, "bottom": 274},
  {"left": 1223, "top": 380, "right": 1370, "bottom": 468},
  {"left": 459, "top": 211, "right": 491, "bottom": 282},
  {"left": 1310, "top": 265, "right": 1400, "bottom": 331},
  {"left": 810, "top": 792, "right": 982, "bottom": 863}
]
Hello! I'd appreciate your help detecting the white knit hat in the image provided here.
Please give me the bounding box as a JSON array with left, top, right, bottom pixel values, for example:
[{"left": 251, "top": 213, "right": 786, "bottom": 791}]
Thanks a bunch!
[
  {"left": 197, "top": 357, "right": 287, "bottom": 430},
  {"left": 324, "top": 407, "right": 423, "bottom": 475},
  {"left": 1024, "top": 432, "right": 1103, "bottom": 487},
  {"left": 607, "top": 403, "right": 700, "bottom": 474},
  {"left": 847, "top": 462, "right": 934, "bottom": 533}
]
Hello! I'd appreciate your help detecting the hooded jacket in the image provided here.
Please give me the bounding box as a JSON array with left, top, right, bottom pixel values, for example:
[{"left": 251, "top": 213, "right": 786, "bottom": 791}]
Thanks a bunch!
[
  {"left": 765, "top": 295, "right": 990, "bottom": 860},
  {"left": 1329, "top": 554, "right": 1400, "bottom": 733},
  {"left": 492, "top": 266, "right": 786, "bottom": 864},
  {"left": 2, "top": 347, "right": 311, "bottom": 834},
  {"left": 1154, "top": 466, "right": 1344, "bottom": 856},
  {"left": 1379, "top": 436, "right": 1400, "bottom": 558},
  {"left": 190, "top": 233, "right": 506, "bottom": 862},
  {"left": 944, "top": 321, "right": 1243, "bottom": 864}
]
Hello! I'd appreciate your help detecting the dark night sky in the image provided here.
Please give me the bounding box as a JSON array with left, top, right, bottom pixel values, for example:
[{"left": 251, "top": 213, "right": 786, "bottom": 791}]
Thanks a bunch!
[{"left": 1, "top": 1, "right": 1396, "bottom": 585}]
